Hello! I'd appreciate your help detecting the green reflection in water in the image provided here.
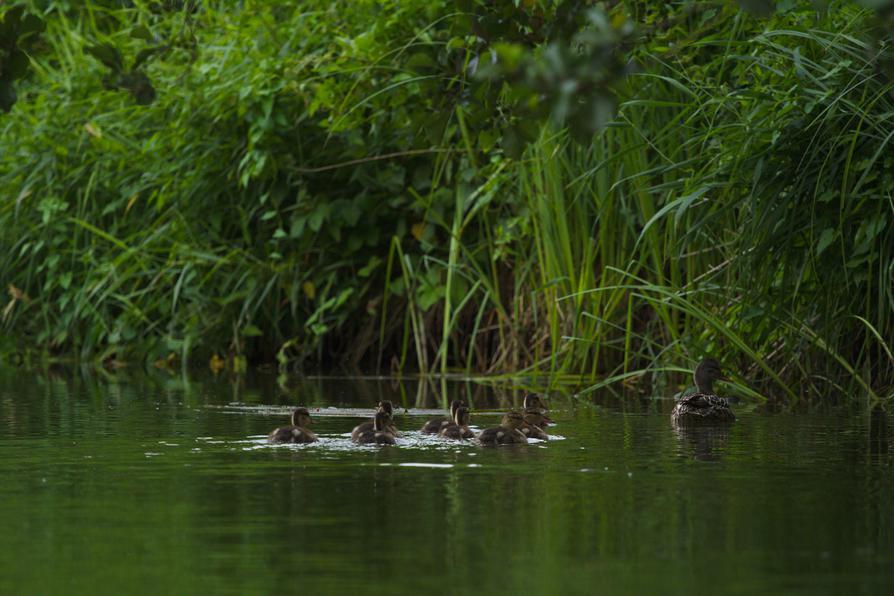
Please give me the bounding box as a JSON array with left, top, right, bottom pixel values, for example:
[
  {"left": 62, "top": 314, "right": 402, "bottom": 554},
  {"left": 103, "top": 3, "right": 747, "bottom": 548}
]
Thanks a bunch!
[{"left": 0, "top": 368, "right": 891, "bottom": 594}]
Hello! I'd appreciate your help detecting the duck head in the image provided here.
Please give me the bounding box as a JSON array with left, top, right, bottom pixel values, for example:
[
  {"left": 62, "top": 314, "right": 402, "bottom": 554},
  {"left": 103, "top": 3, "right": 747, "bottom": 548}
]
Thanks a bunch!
[
  {"left": 448, "top": 399, "right": 465, "bottom": 418},
  {"left": 377, "top": 400, "right": 394, "bottom": 416},
  {"left": 693, "top": 358, "right": 729, "bottom": 394},
  {"left": 454, "top": 406, "right": 471, "bottom": 427},
  {"left": 291, "top": 407, "right": 313, "bottom": 427},
  {"left": 373, "top": 409, "right": 392, "bottom": 432},
  {"left": 523, "top": 394, "right": 546, "bottom": 411}
]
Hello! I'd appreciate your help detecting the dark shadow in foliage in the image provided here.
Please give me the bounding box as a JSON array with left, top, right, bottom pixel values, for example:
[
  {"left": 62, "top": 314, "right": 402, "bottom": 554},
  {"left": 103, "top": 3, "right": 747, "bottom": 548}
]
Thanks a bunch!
[
  {"left": 461, "top": 1, "right": 633, "bottom": 156},
  {"left": 85, "top": 26, "right": 169, "bottom": 105},
  {"left": 0, "top": 6, "right": 45, "bottom": 113}
]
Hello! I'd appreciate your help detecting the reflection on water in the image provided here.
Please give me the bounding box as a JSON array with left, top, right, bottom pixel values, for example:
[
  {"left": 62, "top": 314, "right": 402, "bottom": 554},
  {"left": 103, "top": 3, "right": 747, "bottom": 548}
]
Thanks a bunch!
[
  {"left": 672, "top": 422, "right": 731, "bottom": 461},
  {"left": 0, "top": 367, "right": 892, "bottom": 594},
  {"left": 870, "top": 405, "right": 889, "bottom": 461}
]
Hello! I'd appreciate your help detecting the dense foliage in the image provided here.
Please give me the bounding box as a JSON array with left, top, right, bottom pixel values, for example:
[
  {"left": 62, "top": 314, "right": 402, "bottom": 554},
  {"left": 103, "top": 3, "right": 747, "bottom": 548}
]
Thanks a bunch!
[{"left": 1, "top": 1, "right": 892, "bottom": 402}]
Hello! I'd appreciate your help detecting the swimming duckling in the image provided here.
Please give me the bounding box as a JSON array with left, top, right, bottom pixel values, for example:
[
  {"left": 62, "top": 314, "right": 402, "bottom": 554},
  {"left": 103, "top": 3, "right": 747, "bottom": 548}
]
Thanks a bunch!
[
  {"left": 523, "top": 406, "right": 553, "bottom": 428},
  {"left": 438, "top": 406, "right": 474, "bottom": 440},
  {"left": 671, "top": 358, "right": 735, "bottom": 424},
  {"left": 421, "top": 399, "right": 464, "bottom": 434},
  {"left": 268, "top": 407, "right": 318, "bottom": 444},
  {"left": 476, "top": 411, "right": 528, "bottom": 445},
  {"left": 522, "top": 394, "right": 552, "bottom": 426},
  {"left": 524, "top": 394, "right": 547, "bottom": 411},
  {"left": 352, "top": 409, "right": 397, "bottom": 445},
  {"left": 351, "top": 400, "right": 399, "bottom": 441},
  {"left": 520, "top": 407, "right": 550, "bottom": 440}
]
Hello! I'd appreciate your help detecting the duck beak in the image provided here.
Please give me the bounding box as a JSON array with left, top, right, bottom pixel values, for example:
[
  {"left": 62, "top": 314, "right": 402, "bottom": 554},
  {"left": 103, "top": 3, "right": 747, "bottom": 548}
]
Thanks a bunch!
[{"left": 718, "top": 375, "right": 732, "bottom": 383}]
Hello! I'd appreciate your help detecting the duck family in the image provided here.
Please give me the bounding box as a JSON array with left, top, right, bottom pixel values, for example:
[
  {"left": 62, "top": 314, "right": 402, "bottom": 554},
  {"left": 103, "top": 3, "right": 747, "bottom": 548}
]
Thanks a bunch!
[
  {"left": 267, "top": 394, "right": 553, "bottom": 446},
  {"left": 268, "top": 357, "right": 736, "bottom": 446}
]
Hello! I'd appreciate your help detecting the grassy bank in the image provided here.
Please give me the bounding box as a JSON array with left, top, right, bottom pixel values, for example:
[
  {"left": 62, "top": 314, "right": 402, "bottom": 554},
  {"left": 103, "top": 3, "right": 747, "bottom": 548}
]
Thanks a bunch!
[{"left": 1, "top": 1, "right": 892, "bottom": 402}]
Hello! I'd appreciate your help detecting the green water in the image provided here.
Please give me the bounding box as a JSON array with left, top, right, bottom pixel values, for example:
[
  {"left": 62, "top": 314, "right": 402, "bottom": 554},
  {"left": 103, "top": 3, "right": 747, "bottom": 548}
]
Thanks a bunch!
[{"left": 0, "top": 368, "right": 891, "bottom": 595}]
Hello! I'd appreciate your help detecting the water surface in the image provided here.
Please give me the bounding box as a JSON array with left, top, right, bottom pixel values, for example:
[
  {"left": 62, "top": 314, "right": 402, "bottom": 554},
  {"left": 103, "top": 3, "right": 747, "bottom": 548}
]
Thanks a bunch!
[{"left": 0, "top": 368, "right": 891, "bottom": 594}]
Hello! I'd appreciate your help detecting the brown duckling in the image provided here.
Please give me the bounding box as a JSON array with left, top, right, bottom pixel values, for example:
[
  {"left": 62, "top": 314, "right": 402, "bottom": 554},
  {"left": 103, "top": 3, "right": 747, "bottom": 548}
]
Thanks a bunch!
[
  {"left": 421, "top": 399, "right": 464, "bottom": 434},
  {"left": 523, "top": 394, "right": 552, "bottom": 425},
  {"left": 438, "top": 406, "right": 474, "bottom": 440},
  {"left": 671, "top": 358, "right": 735, "bottom": 424},
  {"left": 523, "top": 406, "right": 553, "bottom": 429},
  {"left": 351, "top": 400, "right": 399, "bottom": 441},
  {"left": 523, "top": 393, "right": 547, "bottom": 411},
  {"left": 520, "top": 407, "right": 550, "bottom": 440},
  {"left": 268, "top": 407, "right": 318, "bottom": 444},
  {"left": 352, "top": 410, "right": 397, "bottom": 445},
  {"left": 476, "top": 411, "right": 528, "bottom": 445}
]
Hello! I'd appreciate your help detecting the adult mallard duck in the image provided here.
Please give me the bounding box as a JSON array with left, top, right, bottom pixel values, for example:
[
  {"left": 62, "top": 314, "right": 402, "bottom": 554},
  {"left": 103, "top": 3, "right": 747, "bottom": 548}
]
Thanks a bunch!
[
  {"left": 351, "top": 400, "right": 399, "bottom": 441},
  {"left": 352, "top": 409, "right": 397, "bottom": 445},
  {"left": 671, "top": 358, "right": 735, "bottom": 424},
  {"left": 438, "top": 406, "right": 474, "bottom": 440},
  {"left": 476, "top": 411, "right": 528, "bottom": 445},
  {"left": 268, "top": 407, "right": 318, "bottom": 444},
  {"left": 421, "top": 399, "right": 464, "bottom": 434}
]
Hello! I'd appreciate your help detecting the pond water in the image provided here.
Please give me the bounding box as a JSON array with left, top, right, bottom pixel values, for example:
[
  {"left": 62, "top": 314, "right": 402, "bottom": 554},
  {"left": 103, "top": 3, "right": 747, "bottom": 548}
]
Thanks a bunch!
[{"left": 0, "top": 367, "right": 891, "bottom": 594}]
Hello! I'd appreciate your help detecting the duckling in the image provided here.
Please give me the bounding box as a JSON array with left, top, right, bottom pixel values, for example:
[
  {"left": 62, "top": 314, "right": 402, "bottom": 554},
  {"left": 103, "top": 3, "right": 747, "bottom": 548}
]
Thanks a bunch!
[
  {"left": 438, "top": 406, "right": 474, "bottom": 440},
  {"left": 671, "top": 358, "right": 736, "bottom": 424},
  {"left": 523, "top": 393, "right": 547, "bottom": 411},
  {"left": 352, "top": 409, "right": 397, "bottom": 445},
  {"left": 520, "top": 407, "right": 550, "bottom": 440},
  {"left": 421, "top": 399, "right": 464, "bottom": 434},
  {"left": 523, "top": 406, "right": 553, "bottom": 428},
  {"left": 268, "top": 407, "right": 318, "bottom": 444},
  {"left": 351, "top": 400, "right": 399, "bottom": 441},
  {"left": 476, "top": 411, "right": 528, "bottom": 445},
  {"left": 522, "top": 394, "right": 552, "bottom": 426}
]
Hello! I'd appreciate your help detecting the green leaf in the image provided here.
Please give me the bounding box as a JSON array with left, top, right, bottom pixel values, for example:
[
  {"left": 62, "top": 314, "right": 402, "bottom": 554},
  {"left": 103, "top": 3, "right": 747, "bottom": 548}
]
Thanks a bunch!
[
  {"left": 290, "top": 215, "right": 306, "bottom": 238},
  {"left": 478, "top": 128, "right": 499, "bottom": 153},
  {"left": 815, "top": 228, "right": 836, "bottom": 257},
  {"left": 133, "top": 47, "right": 161, "bottom": 70},
  {"left": 337, "top": 200, "right": 362, "bottom": 226},
  {"left": 493, "top": 42, "right": 525, "bottom": 71},
  {"left": 447, "top": 37, "right": 465, "bottom": 51},
  {"left": 131, "top": 25, "right": 154, "bottom": 42},
  {"left": 242, "top": 324, "right": 263, "bottom": 337},
  {"left": 358, "top": 256, "right": 382, "bottom": 277},
  {"left": 309, "top": 206, "right": 327, "bottom": 232},
  {"left": 86, "top": 44, "right": 124, "bottom": 72}
]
